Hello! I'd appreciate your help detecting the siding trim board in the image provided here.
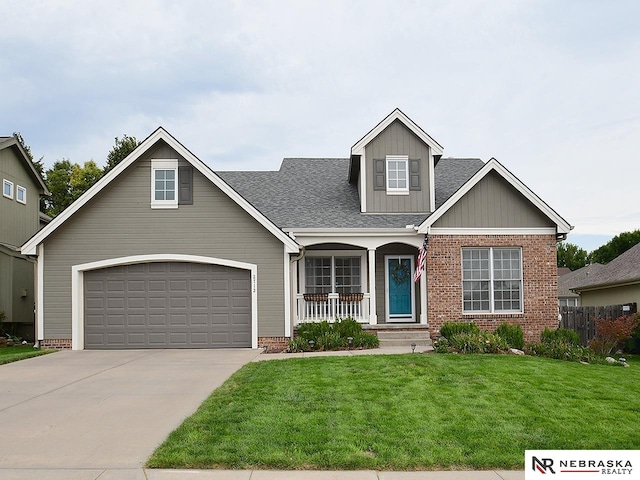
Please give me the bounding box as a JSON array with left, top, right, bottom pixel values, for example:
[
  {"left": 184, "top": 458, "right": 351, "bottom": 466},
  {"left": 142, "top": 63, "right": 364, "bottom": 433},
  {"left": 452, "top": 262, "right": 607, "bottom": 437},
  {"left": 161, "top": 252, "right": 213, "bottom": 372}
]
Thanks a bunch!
[
  {"left": 22, "top": 127, "right": 299, "bottom": 255},
  {"left": 71, "top": 254, "right": 259, "bottom": 350}
]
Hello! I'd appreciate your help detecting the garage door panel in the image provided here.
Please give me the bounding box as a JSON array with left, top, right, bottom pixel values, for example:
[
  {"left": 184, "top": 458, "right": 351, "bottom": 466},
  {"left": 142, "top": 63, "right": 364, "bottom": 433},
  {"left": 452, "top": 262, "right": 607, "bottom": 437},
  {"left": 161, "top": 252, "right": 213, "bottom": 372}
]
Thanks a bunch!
[{"left": 84, "top": 262, "right": 251, "bottom": 349}]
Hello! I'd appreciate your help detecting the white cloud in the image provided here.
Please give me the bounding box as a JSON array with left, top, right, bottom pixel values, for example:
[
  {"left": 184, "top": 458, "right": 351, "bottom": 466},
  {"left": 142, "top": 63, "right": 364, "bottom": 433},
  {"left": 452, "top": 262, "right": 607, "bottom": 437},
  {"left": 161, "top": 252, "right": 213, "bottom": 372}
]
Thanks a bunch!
[{"left": 1, "top": 0, "right": 639, "bottom": 245}]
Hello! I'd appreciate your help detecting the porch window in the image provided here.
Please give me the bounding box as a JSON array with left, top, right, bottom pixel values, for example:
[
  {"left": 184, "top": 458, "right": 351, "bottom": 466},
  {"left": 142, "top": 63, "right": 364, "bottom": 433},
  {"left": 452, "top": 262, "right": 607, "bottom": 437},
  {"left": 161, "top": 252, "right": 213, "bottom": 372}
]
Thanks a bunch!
[
  {"left": 304, "top": 256, "right": 361, "bottom": 294},
  {"left": 462, "top": 247, "right": 522, "bottom": 313}
]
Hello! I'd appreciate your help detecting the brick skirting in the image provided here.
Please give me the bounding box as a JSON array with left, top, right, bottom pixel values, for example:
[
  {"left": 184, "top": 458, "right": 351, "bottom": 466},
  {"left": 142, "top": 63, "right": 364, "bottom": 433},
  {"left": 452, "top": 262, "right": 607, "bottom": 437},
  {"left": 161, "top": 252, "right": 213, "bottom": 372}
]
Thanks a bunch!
[
  {"left": 39, "top": 339, "right": 72, "bottom": 350},
  {"left": 258, "top": 336, "right": 290, "bottom": 352}
]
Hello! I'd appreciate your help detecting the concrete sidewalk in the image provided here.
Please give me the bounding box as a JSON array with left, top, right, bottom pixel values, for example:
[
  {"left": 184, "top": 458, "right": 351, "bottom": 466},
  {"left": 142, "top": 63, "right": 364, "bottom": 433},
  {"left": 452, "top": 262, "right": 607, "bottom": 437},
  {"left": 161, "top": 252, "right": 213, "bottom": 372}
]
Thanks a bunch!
[{"left": 0, "top": 468, "right": 525, "bottom": 479}]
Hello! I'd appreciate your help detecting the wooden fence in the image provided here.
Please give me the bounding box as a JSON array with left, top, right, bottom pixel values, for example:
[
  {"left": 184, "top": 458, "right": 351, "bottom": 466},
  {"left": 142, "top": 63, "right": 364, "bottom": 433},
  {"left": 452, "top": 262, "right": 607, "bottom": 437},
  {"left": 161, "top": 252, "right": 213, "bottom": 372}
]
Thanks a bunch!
[{"left": 559, "top": 303, "right": 637, "bottom": 346}]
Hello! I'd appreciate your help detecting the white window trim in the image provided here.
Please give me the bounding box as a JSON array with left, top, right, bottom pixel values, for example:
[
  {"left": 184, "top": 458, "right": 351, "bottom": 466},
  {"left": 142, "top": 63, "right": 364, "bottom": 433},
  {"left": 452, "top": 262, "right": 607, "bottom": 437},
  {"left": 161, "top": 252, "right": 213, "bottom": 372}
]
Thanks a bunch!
[
  {"left": 300, "top": 250, "right": 367, "bottom": 294},
  {"left": 16, "top": 185, "right": 26, "bottom": 204},
  {"left": 385, "top": 155, "right": 409, "bottom": 195},
  {"left": 3, "top": 179, "right": 14, "bottom": 199},
  {"left": 151, "top": 159, "right": 178, "bottom": 209},
  {"left": 462, "top": 247, "right": 523, "bottom": 314}
]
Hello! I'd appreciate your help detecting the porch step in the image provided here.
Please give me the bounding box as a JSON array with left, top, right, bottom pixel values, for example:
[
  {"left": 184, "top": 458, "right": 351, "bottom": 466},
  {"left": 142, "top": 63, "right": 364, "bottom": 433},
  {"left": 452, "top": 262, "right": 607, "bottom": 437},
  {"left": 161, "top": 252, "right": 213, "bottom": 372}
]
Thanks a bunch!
[{"left": 369, "top": 327, "right": 433, "bottom": 349}]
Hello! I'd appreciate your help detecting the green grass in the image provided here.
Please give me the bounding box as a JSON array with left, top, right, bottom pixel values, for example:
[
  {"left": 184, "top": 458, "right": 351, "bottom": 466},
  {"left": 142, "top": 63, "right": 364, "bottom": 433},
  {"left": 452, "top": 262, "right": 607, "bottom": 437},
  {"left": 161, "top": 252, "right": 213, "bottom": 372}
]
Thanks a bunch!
[
  {"left": 0, "top": 345, "right": 54, "bottom": 365},
  {"left": 148, "top": 354, "right": 640, "bottom": 470}
]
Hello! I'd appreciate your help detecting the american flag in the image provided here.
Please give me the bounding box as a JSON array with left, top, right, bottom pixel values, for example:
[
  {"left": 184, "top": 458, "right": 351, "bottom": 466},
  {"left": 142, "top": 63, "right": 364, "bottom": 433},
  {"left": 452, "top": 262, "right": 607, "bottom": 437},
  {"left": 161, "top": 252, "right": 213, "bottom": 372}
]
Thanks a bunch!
[{"left": 414, "top": 236, "right": 428, "bottom": 283}]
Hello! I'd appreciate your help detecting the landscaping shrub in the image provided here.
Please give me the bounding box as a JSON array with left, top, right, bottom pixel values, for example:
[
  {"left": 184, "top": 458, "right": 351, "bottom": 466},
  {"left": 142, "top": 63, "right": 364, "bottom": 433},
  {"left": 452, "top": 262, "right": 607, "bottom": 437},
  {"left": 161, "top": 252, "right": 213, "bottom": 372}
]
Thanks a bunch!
[
  {"left": 540, "top": 327, "right": 580, "bottom": 346},
  {"left": 432, "top": 336, "right": 450, "bottom": 354},
  {"left": 625, "top": 319, "right": 640, "bottom": 354},
  {"left": 288, "top": 317, "right": 378, "bottom": 352},
  {"left": 525, "top": 327, "right": 594, "bottom": 363},
  {"left": 351, "top": 332, "right": 379, "bottom": 349},
  {"left": 439, "top": 321, "right": 479, "bottom": 339},
  {"left": 448, "top": 331, "right": 508, "bottom": 354},
  {"left": 589, "top": 314, "right": 640, "bottom": 356},
  {"left": 495, "top": 322, "right": 524, "bottom": 349}
]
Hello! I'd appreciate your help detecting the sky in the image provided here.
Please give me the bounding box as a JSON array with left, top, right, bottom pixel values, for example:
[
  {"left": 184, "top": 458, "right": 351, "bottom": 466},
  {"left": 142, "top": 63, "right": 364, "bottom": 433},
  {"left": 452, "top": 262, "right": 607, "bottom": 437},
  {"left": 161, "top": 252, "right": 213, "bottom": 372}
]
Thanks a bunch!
[{"left": 1, "top": 0, "right": 638, "bottom": 252}]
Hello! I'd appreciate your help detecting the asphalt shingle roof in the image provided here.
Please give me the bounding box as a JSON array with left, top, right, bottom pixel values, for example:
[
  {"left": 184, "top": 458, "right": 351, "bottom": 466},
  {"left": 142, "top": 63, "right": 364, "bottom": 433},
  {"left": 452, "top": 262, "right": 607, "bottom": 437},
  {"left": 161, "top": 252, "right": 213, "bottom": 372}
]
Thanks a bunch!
[
  {"left": 558, "top": 264, "right": 605, "bottom": 297},
  {"left": 217, "top": 157, "right": 484, "bottom": 229},
  {"left": 573, "top": 243, "right": 640, "bottom": 290}
]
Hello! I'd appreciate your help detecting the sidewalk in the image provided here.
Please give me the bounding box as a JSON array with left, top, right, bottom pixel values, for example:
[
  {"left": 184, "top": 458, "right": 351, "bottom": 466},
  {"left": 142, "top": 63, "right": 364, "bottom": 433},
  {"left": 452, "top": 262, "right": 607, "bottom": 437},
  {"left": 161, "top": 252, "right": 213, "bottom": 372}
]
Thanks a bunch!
[{"left": 0, "top": 468, "right": 525, "bottom": 479}]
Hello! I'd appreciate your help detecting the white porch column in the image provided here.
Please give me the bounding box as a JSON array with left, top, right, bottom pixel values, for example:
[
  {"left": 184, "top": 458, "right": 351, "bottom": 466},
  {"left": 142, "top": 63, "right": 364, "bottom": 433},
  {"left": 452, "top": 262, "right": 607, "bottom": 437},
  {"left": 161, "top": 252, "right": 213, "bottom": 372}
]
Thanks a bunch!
[
  {"left": 368, "top": 248, "right": 377, "bottom": 325},
  {"left": 419, "top": 268, "right": 428, "bottom": 325}
]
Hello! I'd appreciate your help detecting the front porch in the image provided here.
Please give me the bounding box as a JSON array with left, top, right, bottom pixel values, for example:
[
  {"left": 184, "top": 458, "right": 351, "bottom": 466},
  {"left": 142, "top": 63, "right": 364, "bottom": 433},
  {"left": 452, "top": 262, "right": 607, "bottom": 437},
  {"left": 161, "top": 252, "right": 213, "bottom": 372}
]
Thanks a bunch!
[{"left": 291, "top": 241, "right": 428, "bottom": 327}]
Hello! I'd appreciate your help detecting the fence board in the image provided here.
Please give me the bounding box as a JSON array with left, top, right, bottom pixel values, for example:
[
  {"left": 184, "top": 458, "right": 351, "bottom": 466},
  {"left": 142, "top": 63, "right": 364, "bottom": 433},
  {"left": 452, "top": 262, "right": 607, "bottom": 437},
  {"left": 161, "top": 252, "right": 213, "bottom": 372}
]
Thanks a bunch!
[{"left": 559, "top": 303, "right": 637, "bottom": 346}]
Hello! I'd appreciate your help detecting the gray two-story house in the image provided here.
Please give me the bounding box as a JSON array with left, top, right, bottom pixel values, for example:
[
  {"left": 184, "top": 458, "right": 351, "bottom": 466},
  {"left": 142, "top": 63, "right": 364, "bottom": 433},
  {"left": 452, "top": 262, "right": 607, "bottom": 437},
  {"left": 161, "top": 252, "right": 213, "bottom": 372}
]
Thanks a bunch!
[
  {"left": 22, "top": 109, "right": 571, "bottom": 350},
  {"left": 1, "top": 136, "right": 49, "bottom": 340}
]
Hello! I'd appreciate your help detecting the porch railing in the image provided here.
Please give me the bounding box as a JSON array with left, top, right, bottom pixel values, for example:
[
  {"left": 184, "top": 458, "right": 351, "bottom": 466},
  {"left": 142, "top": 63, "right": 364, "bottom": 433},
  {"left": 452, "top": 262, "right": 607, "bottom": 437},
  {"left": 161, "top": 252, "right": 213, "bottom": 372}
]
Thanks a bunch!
[{"left": 296, "top": 293, "right": 370, "bottom": 323}]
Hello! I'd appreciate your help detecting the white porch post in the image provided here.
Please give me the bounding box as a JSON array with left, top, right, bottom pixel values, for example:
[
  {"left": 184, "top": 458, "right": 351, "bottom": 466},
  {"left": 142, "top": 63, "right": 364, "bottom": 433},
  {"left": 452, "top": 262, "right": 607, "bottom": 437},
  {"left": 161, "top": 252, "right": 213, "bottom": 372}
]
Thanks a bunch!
[
  {"left": 368, "top": 248, "right": 377, "bottom": 325},
  {"left": 419, "top": 269, "right": 428, "bottom": 325}
]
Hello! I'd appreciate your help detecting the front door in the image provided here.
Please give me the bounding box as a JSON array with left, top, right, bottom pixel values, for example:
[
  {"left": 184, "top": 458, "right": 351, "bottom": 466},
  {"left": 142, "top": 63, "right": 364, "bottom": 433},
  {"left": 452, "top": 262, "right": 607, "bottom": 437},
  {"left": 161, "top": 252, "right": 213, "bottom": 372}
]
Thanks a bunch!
[{"left": 385, "top": 256, "right": 415, "bottom": 322}]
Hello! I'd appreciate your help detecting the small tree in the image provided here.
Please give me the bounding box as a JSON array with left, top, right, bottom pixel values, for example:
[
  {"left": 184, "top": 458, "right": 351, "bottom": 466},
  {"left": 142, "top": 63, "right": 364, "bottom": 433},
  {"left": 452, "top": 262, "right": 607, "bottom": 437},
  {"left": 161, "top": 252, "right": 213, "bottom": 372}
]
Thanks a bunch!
[
  {"left": 589, "top": 314, "right": 640, "bottom": 356},
  {"left": 104, "top": 135, "right": 140, "bottom": 173},
  {"left": 557, "top": 241, "right": 588, "bottom": 270}
]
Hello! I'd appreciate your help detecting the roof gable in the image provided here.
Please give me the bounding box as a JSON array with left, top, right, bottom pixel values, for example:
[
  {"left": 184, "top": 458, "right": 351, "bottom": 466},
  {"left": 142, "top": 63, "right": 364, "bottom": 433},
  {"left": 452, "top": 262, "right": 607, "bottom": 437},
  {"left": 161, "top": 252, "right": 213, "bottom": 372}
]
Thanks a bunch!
[
  {"left": 0, "top": 136, "right": 49, "bottom": 194},
  {"left": 350, "top": 108, "right": 444, "bottom": 157},
  {"left": 22, "top": 127, "right": 299, "bottom": 255},
  {"left": 418, "top": 158, "right": 572, "bottom": 234}
]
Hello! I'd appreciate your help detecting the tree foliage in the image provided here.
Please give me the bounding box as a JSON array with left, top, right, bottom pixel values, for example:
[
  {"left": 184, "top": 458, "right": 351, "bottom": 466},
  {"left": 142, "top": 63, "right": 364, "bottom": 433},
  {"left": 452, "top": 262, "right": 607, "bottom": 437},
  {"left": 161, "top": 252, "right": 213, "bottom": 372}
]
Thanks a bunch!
[
  {"left": 43, "top": 160, "right": 103, "bottom": 217},
  {"left": 104, "top": 135, "right": 140, "bottom": 173},
  {"left": 556, "top": 241, "right": 588, "bottom": 270},
  {"left": 588, "top": 230, "right": 640, "bottom": 264}
]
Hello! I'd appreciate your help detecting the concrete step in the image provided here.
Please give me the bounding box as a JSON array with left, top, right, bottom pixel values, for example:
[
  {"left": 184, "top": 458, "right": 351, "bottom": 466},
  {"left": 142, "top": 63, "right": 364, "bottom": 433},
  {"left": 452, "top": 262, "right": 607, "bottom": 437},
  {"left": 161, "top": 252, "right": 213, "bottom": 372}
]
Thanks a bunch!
[
  {"left": 376, "top": 330, "right": 431, "bottom": 340},
  {"left": 378, "top": 338, "right": 432, "bottom": 348}
]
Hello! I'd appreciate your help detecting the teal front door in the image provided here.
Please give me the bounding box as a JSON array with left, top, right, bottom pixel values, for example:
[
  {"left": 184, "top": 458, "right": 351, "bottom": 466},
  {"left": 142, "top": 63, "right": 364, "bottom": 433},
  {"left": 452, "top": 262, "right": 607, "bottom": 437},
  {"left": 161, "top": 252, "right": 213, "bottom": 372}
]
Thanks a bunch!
[{"left": 386, "top": 256, "right": 414, "bottom": 322}]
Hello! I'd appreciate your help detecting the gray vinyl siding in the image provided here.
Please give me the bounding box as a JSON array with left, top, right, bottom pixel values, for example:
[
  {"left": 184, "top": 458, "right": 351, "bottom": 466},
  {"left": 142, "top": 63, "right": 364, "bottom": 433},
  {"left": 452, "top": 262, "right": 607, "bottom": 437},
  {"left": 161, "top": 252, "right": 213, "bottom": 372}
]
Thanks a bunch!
[
  {"left": 433, "top": 171, "right": 555, "bottom": 228},
  {"left": 365, "top": 120, "right": 431, "bottom": 213},
  {"left": 375, "top": 244, "right": 420, "bottom": 323},
  {"left": 579, "top": 284, "right": 640, "bottom": 308},
  {"left": 42, "top": 140, "right": 286, "bottom": 339},
  {"left": 0, "top": 146, "right": 41, "bottom": 247}
]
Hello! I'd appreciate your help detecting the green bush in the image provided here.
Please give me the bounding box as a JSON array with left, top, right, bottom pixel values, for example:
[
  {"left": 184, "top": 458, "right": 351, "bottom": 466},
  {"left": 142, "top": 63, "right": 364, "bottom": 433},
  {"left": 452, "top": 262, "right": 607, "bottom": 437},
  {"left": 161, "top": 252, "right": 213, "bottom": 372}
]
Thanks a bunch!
[
  {"left": 439, "top": 321, "right": 479, "bottom": 340},
  {"left": 432, "top": 336, "right": 450, "bottom": 353},
  {"left": 525, "top": 341, "right": 595, "bottom": 363},
  {"left": 351, "top": 332, "right": 379, "bottom": 349},
  {"left": 333, "top": 317, "right": 362, "bottom": 338},
  {"left": 448, "top": 331, "right": 508, "bottom": 354},
  {"left": 540, "top": 327, "right": 580, "bottom": 346},
  {"left": 290, "top": 318, "right": 378, "bottom": 352},
  {"left": 288, "top": 336, "right": 312, "bottom": 353},
  {"left": 495, "top": 322, "right": 524, "bottom": 349}
]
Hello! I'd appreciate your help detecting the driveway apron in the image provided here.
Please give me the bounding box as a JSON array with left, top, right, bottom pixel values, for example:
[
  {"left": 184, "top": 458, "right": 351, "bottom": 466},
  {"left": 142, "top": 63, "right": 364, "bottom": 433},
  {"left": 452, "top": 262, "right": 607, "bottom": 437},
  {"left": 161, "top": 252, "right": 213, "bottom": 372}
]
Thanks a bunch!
[{"left": 0, "top": 349, "right": 261, "bottom": 469}]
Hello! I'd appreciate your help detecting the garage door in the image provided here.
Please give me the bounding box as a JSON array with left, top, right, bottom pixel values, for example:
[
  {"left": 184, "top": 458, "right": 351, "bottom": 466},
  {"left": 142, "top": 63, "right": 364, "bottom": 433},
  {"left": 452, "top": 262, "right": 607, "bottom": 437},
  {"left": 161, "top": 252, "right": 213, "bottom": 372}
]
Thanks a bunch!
[{"left": 84, "top": 262, "right": 251, "bottom": 349}]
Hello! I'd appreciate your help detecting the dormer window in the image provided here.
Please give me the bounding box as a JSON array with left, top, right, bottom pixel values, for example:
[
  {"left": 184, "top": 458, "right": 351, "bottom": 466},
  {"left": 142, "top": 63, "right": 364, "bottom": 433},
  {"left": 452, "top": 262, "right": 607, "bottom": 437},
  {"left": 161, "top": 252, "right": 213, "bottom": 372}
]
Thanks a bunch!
[
  {"left": 386, "top": 155, "right": 409, "bottom": 194},
  {"left": 151, "top": 159, "right": 178, "bottom": 209}
]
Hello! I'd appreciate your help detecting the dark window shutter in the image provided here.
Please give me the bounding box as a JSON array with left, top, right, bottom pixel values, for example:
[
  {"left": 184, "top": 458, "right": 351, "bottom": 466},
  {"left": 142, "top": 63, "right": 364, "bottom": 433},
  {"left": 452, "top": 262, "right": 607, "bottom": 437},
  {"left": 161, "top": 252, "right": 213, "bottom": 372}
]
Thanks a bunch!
[
  {"left": 373, "top": 159, "right": 386, "bottom": 191},
  {"left": 409, "top": 159, "right": 421, "bottom": 191},
  {"left": 178, "top": 166, "right": 193, "bottom": 205}
]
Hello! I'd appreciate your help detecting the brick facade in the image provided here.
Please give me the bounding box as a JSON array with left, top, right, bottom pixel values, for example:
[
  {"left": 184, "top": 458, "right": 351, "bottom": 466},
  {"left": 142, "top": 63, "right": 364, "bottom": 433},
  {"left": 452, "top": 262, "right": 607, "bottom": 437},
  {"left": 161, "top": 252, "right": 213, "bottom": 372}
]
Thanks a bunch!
[
  {"left": 40, "top": 339, "right": 72, "bottom": 350},
  {"left": 258, "top": 336, "right": 289, "bottom": 353},
  {"left": 426, "top": 234, "right": 558, "bottom": 342}
]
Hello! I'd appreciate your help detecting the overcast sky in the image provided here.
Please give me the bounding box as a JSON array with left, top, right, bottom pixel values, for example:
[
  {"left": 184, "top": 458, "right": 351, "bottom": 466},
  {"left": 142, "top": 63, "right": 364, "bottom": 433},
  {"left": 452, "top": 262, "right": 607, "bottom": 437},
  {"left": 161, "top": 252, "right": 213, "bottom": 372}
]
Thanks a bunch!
[{"left": 2, "top": 0, "right": 638, "bottom": 251}]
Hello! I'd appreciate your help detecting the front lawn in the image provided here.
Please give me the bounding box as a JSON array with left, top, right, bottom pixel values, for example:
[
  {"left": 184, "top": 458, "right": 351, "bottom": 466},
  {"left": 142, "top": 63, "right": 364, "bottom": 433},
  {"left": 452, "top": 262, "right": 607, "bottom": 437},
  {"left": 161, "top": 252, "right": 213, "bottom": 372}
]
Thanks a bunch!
[
  {"left": 148, "top": 354, "right": 640, "bottom": 470},
  {"left": 0, "top": 345, "right": 54, "bottom": 365}
]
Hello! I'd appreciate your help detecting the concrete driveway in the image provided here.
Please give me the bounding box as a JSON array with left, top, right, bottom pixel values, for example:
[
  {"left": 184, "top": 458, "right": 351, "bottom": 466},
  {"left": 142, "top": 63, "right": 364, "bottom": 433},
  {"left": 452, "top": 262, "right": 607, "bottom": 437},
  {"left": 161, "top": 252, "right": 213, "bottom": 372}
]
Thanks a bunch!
[{"left": 0, "top": 349, "right": 261, "bottom": 473}]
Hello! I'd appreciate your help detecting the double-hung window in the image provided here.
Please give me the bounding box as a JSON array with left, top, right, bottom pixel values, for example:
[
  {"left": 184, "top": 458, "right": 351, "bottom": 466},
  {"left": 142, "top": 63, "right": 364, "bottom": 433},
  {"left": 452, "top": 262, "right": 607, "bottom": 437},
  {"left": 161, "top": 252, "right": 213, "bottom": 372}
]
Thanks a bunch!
[
  {"left": 16, "top": 185, "right": 26, "bottom": 204},
  {"left": 151, "top": 159, "right": 178, "bottom": 208},
  {"left": 386, "top": 155, "right": 409, "bottom": 194},
  {"left": 304, "top": 255, "right": 362, "bottom": 294},
  {"left": 462, "top": 247, "right": 522, "bottom": 313},
  {"left": 3, "top": 179, "right": 14, "bottom": 199}
]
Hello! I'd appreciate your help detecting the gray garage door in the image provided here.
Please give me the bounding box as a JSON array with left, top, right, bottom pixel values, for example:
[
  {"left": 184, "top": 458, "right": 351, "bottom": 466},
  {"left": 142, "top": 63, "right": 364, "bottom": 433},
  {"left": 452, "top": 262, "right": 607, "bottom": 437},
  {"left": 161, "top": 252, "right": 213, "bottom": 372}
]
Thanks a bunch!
[{"left": 84, "top": 262, "right": 251, "bottom": 349}]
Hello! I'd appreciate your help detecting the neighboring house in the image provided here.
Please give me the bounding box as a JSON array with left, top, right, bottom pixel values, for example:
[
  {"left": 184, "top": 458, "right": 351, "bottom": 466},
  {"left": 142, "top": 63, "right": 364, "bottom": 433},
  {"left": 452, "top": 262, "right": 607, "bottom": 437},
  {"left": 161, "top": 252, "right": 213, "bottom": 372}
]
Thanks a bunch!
[
  {"left": 557, "top": 265, "right": 606, "bottom": 307},
  {"left": 572, "top": 244, "right": 640, "bottom": 307},
  {"left": 1, "top": 136, "right": 49, "bottom": 340},
  {"left": 21, "top": 109, "right": 571, "bottom": 350}
]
